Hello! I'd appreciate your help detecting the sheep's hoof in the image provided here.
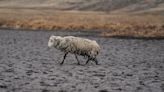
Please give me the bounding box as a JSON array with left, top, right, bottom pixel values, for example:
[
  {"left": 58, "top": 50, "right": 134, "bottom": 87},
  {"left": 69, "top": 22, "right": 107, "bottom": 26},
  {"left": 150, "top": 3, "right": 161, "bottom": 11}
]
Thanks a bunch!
[
  {"left": 60, "top": 63, "right": 64, "bottom": 65},
  {"left": 95, "top": 62, "right": 100, "bottom": 65},
  {"left": 77, "top": 63, "right": 80, "bottom": 65},
  {"left": 96, "top": 63, "right": 100, "bottom": 65}
]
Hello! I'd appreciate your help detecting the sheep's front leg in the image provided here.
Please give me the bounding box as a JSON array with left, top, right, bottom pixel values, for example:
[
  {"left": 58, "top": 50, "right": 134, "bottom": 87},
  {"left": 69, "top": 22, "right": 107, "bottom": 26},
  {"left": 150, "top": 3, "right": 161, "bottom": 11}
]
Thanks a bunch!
[
  {"left": 60, "top": 52, "right": 68, "bottom": 65},
  {"left": 75, "top": 54, "right": 80, "bottom": 65}
]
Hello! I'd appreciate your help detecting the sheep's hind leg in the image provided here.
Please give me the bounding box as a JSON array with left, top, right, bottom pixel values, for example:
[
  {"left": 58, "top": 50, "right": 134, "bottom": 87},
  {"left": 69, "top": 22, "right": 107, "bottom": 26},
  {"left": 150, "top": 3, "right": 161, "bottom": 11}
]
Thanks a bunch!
[
  {"left": 75, "top": 54, "right": 80, "bottom": 65},
  {"left": 60, "top": 52, "right": 68, "bottom": 65},
  {"left": 85, "top": 57, "right": 91, "bottom": 65},
  {"left": 93, "top": 58, "right": 99, "bottom": 65},
  {"left": 86, "top": 57, "right": 99, "bottom": 65}
]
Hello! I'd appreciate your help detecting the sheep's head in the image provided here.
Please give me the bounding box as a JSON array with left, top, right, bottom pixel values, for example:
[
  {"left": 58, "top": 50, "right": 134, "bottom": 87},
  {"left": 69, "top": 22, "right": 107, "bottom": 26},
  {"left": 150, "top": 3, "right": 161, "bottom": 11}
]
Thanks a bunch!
[{"left": 48, "top": 35, "right": 62, "bottom": 47}]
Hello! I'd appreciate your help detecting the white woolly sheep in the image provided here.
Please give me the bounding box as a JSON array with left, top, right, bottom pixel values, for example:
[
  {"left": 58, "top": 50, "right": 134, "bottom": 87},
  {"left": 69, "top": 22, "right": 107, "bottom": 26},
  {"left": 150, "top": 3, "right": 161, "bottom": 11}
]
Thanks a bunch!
[{"left": 48, "top": 35, "right": 100, "bottom": 65}]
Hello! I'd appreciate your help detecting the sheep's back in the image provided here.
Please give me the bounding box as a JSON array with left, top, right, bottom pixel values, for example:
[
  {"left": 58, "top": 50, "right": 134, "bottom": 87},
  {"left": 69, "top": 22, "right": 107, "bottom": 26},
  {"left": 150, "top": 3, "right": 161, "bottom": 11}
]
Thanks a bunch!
[{"left": 64, "top": 36, "right": 100, "bottom": 56}]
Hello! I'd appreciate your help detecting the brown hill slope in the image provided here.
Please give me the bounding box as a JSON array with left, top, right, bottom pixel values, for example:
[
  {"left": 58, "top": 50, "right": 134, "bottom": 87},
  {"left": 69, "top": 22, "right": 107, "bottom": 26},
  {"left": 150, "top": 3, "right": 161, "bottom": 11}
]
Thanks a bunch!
[{"left": 0, "top": 0, "right": 164, "bottom": 14}]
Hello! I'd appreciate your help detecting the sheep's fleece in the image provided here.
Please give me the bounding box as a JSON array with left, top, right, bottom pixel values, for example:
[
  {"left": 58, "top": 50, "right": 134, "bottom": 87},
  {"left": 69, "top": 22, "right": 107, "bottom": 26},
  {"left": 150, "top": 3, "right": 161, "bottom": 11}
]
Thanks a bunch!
[{"left": 48, "top": 35, "right": 100, "bottom": 65}]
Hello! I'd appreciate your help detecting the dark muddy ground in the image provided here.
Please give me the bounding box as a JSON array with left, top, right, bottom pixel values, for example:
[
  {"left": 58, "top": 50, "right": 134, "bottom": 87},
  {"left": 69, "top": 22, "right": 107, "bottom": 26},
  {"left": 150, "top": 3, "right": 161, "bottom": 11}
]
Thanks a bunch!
[{"left": 0, "top": 29, "right": 164, "bottom": 92}]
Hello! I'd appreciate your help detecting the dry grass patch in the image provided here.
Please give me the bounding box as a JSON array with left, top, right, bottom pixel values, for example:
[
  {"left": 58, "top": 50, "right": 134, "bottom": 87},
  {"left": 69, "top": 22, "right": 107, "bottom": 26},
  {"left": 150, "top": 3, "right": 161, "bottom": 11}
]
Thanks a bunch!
[{"left": 0, "top": 8, "right": 164, "bottom": 38}]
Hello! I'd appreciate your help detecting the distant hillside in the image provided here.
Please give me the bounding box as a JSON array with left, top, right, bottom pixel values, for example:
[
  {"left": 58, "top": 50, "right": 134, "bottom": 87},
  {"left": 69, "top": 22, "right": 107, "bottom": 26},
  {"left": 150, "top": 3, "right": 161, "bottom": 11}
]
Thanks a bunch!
[{"left": 0, "top": 0, "right": 164, "bottom": 14}]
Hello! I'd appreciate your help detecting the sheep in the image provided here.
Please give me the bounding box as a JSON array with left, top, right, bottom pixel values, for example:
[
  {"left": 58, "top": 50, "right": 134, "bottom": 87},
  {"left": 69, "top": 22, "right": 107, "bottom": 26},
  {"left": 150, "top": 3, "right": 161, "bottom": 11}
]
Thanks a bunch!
[{"left": 48, "top": 35, "right": 100, "bottom": 65}]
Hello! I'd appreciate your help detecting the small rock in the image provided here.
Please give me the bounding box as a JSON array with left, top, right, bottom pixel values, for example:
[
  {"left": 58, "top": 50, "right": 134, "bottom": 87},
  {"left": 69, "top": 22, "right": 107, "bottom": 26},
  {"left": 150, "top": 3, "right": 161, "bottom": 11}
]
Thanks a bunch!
[
  {"left": 42, "top": 89, "right": 49, "bottom": 92},
  {"left": 99, "top": 89, "right": 108, "bottom": 92},
  {"left": 58, "top": 90, "right": 67, "bottom": 92},
  {"left": 0, "top": 84, "right": 7, "bottom": 89}
]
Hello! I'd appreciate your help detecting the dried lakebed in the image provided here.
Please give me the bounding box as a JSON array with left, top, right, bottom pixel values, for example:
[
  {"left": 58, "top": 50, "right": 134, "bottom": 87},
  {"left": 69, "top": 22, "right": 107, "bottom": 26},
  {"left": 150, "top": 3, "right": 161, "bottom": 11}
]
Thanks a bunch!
[{"left": 0, "top": 29, "right": 164, "bottom": 92}]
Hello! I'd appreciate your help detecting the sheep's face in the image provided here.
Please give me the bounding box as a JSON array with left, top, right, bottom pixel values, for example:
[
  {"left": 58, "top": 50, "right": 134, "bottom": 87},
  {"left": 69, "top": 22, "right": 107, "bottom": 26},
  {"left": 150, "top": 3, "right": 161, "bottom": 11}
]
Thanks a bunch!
[{"left": 48, "top": 36, "right": 62, "bottom": 47}]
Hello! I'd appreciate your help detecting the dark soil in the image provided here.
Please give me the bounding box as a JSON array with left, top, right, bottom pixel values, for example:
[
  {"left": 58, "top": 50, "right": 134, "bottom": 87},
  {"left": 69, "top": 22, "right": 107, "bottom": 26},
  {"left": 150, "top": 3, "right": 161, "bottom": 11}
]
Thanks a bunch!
[{"left": 0, "top": 29, "right": 164, "bottom": 92}]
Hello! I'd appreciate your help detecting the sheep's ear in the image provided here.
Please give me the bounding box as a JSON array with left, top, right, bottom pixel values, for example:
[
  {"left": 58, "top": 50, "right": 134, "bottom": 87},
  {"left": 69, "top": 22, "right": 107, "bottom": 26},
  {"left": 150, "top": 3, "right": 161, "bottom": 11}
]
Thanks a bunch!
[
  {"left": 55, "top": 36, "right": 62, "bottom": 39},
  {"left": 51, "top": 35, "right": 55, "bottom": 37},
  {"left": 56, "top": 37, "right": 63, "bottom": 42},
  {"left": 50, "top": 35, "right": 56, "bottom": 39}
]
